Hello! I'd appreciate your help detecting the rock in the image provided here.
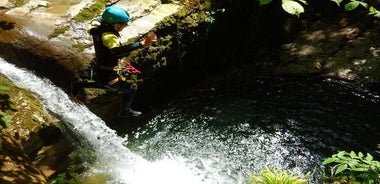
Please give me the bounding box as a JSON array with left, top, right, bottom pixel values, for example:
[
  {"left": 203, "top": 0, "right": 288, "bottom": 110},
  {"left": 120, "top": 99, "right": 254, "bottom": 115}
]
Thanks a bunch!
[{"left": 0, "top": 74, "right": 75, "bottom": 183}]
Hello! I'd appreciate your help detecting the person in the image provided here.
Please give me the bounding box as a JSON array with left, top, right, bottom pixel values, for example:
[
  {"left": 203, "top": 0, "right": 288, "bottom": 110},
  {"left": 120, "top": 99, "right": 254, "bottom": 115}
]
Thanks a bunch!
[{"left": 88, "top": 5, "right": 157, "bottom": 117}]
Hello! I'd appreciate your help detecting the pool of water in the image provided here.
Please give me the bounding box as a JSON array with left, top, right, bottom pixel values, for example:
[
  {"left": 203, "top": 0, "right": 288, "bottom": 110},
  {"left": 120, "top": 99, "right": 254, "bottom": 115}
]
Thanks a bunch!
[{"left": 114, "top": 77, "right": 380, "bottom": 183}]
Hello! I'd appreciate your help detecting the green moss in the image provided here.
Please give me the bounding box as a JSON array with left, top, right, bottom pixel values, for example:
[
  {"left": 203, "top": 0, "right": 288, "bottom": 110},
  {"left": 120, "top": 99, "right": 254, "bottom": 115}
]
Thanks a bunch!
[
  {"left": 73, "top": 0, "right": 105, "bottom": 22},
  {"left": 0, "top": 85, "right": 10, "bottom": 91},
  {"left": 48, "top": 25, "right": 70, "bottom": 39},
  {"left": 72, "top": 42, "right": 88, "bottom": 52},
  {"left": 9, "top": 0, "right": 25, "bottom": 7}
]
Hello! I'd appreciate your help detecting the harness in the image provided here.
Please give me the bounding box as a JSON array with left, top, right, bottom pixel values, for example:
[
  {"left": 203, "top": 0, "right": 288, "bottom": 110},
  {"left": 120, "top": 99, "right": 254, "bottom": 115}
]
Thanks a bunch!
[{"left": 108, "top": 60, "right": 142, "bottom": 87}]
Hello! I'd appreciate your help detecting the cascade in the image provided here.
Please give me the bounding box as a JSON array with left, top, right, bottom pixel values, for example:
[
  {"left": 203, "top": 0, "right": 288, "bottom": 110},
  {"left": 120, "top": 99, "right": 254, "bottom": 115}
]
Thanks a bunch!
[{"left": 0, "top": 58, "right": 207, "bottom": 184}]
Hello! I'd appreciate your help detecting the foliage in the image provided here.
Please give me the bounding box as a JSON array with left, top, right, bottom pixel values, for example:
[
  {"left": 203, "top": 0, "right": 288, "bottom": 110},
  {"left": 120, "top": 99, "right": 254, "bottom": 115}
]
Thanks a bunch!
[
  {"left": 322, "top": 151, "right": 380, "bottom": 184},
  {"left": 49, "top": 172, "right": 83, "bottom": 184},
  {"left": 259, "top": 0, "right": 307, "bottom": 16},
  {"left": 246, "top": 167, "right": 309, "bottom": 184},
  {"left": 260, "top": 0, "right": 380, "bottom": 17},
  {"left": 73, "top": 0, "right": 105, "bottom": 22},
  {"left": 130, "top": 0, "right": 214, "bottom": 75},
  {"left": 0, "top": 111, "right": 12, "bottom": 128}
]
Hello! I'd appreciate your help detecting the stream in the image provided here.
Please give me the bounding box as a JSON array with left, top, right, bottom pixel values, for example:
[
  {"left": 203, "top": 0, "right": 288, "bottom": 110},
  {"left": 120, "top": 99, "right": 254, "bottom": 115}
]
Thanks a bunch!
[{"left": 1, "top": 57, "right": 380, "bottom": 183}]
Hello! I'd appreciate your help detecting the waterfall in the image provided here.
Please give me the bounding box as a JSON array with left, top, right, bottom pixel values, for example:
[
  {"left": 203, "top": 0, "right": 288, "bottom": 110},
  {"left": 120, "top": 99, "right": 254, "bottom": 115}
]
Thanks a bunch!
[{"left": 0, "top": 58, "right": 207, "bottom": 184}]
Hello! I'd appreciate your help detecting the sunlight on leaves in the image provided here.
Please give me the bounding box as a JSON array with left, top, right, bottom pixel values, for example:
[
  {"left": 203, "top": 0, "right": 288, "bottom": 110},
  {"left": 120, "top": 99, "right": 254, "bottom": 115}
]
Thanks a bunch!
[
  {"left": 331, "top": 0, "right": 343, "bottom": 6},
  {"left": 282, "top": 0, "right": 304, "bottom": 16}
]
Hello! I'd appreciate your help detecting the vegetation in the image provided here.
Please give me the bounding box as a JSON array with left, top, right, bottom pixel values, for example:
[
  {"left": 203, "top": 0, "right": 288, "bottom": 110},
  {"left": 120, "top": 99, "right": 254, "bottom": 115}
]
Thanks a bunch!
[
  {"left": 246, "top": 167, "right": 309, "bottom": 184},
  {"left": 73, "top": 0, "right": 105, "bottom": 22},
  {"left": 9, "top": 0, "right": 25, "bottom": 7},
  {"left": 129, "top": 0, "right": 214, "bottom": 73},
  {"left": 259, "top": 0, "right": 380, "bottom": 17},
  {"left": 48, "top": 25, "right": 70, "bottom": 39},
  {"left": 247, "top": 150, "right": 380, "bottom": 184},
  {"left": 322, "top": 151, "right": 380, "bottom": 184}
]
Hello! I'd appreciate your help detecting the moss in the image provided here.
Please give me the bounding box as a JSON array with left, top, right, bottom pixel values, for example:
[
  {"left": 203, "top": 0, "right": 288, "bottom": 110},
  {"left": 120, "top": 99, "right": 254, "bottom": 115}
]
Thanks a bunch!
[
  {"left": 73, "top": 0, "right": 105, "bottom": 22},
  {"left": 48, "top": 25, "right": 70, "bottom": 39},
  {"left": 72, "top": 42, "right": 88, "bottom": 52},
  {"left": 9, "top": 0, "right": 25, "bottom": 7}
]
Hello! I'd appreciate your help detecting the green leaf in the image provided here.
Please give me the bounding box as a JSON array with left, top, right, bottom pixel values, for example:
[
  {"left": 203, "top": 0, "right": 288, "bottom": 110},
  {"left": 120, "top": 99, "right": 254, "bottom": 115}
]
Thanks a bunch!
[
  {"left": 298, "top": 0, "right": 308, "bottom": 5},
  {"left": 281, "top": 0, "right": 304, "bottom": 16},
  {"left": 351, "top": 167, "right": 368, "bottom": 172},
  {"left": 350, "top": 151, "right": 357, "bottom": 158},
  {"left": 358, "top": 1, "right": 368, "bottom": 9},
  {"left": 337, "top": 151, "right": 346, "bottom": 157},
  {"left": 323, "top": 157, "right": 338, "bottom": 165},
  {"left": 366, "top": 153, "right": 374, "bottom": 161},
  {"left": 331, "top": 0, "right": 343, "bottom": 6},
  {"left": 358, "top": 152, "right": 364, "bottom": 158},
  {"left": 345, "top": 1, "right": 360, "bottom": 11},
  {"left": 348, "top": 160, "right": 359, "bottom": 168},
  {"left": 259, "top": 0, "right": 273, "bottom": 5},
  {"left": 335, "top": 164, "right": 348, "bottom": 175}
]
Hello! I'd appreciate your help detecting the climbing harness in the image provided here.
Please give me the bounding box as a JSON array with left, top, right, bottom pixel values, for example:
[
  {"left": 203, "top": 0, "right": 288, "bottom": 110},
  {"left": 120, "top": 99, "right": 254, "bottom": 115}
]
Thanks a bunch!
[{"left": 107, "top": 60, "right": 142, "bottom": 89}]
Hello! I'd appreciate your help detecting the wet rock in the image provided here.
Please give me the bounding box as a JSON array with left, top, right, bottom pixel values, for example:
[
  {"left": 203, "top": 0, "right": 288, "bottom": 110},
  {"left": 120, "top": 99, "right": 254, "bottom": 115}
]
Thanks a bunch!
[
  {"left": 278, "top": 12, "right": 380, "bottom": 82},
  {"left": 0, "top": 74, "right": 74, "bottom": 183}
]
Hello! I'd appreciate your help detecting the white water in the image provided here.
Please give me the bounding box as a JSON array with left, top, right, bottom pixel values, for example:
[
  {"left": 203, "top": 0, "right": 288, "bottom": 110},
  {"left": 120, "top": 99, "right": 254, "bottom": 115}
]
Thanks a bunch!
[{"left": 0, "top": 58, "right": 208, "bottom": 184}]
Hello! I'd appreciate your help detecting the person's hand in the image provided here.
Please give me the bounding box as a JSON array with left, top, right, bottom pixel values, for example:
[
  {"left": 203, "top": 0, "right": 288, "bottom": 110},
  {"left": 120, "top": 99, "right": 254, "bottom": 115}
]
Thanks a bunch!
[{"left": 140, "top": 33, "right": 157, "bottom": 46}]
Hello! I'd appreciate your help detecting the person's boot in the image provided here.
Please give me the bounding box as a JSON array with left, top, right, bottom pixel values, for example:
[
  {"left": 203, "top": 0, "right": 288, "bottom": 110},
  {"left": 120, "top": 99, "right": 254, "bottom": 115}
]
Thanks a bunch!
[{"left": 120, "top": 109, "right": 142, "bottom": 117}]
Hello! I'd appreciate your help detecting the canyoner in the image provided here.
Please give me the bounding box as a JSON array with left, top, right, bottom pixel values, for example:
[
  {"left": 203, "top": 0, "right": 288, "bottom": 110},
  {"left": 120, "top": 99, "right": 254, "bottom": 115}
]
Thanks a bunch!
[{"left": 72, "top": 5, "right": 157, "bottom": 118}]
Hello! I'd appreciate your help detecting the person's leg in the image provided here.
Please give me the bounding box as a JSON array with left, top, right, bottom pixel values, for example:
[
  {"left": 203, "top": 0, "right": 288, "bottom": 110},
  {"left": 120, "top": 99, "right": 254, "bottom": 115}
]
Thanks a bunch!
[{"left": 119, "top": 83, "right": 141, "bottom": 117}]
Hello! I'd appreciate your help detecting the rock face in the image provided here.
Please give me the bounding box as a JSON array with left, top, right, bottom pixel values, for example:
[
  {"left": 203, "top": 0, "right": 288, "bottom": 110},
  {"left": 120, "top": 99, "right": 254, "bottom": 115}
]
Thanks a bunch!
[
  {"left": 278, "top": 12, "right": 380, "bottom": 83},
  {"left": 0, "top": 74, "right": 74, "bottom": 183},
  {"left": 0, "top": 0, "right": 179, "bottom": 89}
]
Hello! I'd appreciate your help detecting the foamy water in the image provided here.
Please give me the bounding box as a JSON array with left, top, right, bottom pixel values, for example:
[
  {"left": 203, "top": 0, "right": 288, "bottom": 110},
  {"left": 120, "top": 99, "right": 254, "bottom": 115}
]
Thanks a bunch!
[{"left": 0, "top": 58, "right": 211, "bottom": 184}]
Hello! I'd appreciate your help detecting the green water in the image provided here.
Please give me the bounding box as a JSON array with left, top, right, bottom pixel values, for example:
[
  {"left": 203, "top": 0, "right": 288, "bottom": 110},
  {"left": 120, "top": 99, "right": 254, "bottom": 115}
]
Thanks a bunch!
[{"left": 110, "top": 77, "right": 380, "bottom": 183}]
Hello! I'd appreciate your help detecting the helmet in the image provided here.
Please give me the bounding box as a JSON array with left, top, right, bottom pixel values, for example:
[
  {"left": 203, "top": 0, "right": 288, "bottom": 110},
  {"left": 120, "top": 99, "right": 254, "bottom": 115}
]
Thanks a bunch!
[{"left": 102, "top": 6, "right": 130, "bottom": 24}]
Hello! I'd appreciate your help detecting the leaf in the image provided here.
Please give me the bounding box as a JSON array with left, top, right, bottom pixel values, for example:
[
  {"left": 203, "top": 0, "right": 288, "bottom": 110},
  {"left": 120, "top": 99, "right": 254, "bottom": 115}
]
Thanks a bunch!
[
  {"left": 358, "top": 1, "right": 368, "bottom": 9},
  {"left": 348, "top": 160, "right": 359, "bottom": 168},
  {"left": 323, "top": 157, "right": 338, "bottom": 165},
  {"left": 337, "top": 151, "right": 346, "bottom": 157},
  {"left": 298, "top": 0, "right": 308, "bottom": 5},
  {"left": 335, "top": 164, "right": 348, "bottom": 175},
  {"left": 350, "top": 151, "right": 357, "bottom": 158},
  {"left": 366, "top": 153, "right": 374, "bottom": 161},
  {"left": 259, "top": 0, "right": 273, "bottom": 5},
  {"left": 281, "top": 0, "right": 305, "bottom": 16},
  {"left": 369, "top": 6, "right": 378, "bottom": 14},
  {"left": 351, "top": 167, "right": 368, "bottom": 172},
  {"left": 345, "top": 1, "right": 360, "bottom": 11},
  {"left": 358, "top": 152, "right": 364, "bottom": 158},
  {"left": 330, "top": 0, "right": 343, "bottom": 6}
]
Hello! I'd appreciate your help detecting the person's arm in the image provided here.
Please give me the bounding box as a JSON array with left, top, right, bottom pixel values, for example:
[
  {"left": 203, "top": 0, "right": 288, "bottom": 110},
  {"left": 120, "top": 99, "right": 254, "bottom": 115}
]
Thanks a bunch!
[
  {"left": 103, "top": 32, "right": 157, "bottom": 58},
  {"left": 110, "top": 41, "right": 141, "bottom": 58}
]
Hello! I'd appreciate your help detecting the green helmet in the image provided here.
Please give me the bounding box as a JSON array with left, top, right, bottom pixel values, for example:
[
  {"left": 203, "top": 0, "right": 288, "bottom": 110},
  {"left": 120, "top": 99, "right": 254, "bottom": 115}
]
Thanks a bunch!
[{"left": 102, "top": 6, "right": 130, "bottom": 24}]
